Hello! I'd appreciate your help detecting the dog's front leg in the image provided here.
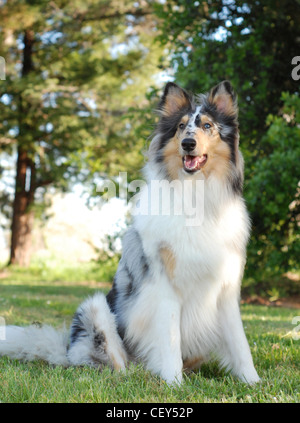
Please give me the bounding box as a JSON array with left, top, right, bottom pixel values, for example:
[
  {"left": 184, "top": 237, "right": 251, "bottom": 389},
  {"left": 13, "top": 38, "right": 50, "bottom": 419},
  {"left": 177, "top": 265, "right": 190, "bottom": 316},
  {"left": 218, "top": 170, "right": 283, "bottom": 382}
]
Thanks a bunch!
[
  {"left": 217, "top": 286, "right": 260, "bottom": 384},
  {"left": 126, "top": 283, "right": 183, "bottom": 385}
]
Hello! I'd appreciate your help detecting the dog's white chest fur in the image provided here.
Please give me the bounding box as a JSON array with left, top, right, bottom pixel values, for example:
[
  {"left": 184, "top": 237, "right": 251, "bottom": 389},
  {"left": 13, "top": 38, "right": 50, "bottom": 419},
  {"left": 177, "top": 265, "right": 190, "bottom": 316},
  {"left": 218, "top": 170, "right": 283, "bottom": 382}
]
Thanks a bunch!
[{"left": 135, "top": 173, "right": 249, "bottom": 287}]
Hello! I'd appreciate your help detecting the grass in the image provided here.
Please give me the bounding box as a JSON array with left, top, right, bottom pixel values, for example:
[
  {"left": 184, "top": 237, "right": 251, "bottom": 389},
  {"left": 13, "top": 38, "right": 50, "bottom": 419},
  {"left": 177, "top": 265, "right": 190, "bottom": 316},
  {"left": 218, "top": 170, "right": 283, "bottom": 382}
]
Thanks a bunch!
[{"left": 0, "top": 263, "right": 299, "bottom": 403}]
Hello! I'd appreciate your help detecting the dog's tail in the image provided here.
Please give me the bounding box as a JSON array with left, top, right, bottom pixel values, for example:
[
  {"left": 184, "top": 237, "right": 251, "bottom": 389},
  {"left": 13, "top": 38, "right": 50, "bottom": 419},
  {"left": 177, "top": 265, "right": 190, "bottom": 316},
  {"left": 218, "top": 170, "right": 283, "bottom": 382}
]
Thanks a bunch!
[
  {"left": 0, "top": 324, "right": 70, "bottom": 366},
  {"left": 67, "top": 292, "right": 127, "bottom": 370},
  {"left": 0, "top": 293, "right": 127, "bottom": 371}
]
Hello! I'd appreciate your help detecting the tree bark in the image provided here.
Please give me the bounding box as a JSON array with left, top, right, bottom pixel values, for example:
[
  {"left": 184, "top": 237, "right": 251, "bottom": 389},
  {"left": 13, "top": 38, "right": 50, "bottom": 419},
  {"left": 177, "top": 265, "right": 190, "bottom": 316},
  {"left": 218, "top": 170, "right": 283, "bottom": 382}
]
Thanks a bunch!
[
  {"left": 9, "top": 147, "right": 35, "bottom": 266},
  {"left": 9, "top": 29, "right": 35, "bottom": 267}
]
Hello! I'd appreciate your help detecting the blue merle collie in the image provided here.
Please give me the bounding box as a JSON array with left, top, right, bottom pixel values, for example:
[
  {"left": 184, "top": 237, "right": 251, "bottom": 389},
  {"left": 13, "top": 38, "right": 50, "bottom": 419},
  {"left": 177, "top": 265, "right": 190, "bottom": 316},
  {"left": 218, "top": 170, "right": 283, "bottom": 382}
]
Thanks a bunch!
[{"left": 0, "top": 81, "right": 259, "bottom": 384}]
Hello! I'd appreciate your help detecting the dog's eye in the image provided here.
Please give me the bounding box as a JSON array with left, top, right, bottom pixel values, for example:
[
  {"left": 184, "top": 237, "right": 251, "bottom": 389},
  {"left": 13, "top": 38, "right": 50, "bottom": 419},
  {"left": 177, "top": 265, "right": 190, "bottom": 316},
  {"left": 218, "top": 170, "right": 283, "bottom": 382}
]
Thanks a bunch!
[
  {"left": 178, "top": 122, "right": 185, "bottom": 130},
  {"left": 203, "top": 122, "right": 212, "bottom": 130}
]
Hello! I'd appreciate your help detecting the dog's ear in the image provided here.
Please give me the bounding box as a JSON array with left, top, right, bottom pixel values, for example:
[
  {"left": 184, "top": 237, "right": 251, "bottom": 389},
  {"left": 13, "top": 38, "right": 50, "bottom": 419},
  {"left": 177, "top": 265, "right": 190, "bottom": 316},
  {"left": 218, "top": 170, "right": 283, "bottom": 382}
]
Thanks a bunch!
[
  {"left": 208, "top": 80, "right": 238, "bottom": 116},
  {"left": 158, "top": 82, "right": 191, "bottom": 117}
]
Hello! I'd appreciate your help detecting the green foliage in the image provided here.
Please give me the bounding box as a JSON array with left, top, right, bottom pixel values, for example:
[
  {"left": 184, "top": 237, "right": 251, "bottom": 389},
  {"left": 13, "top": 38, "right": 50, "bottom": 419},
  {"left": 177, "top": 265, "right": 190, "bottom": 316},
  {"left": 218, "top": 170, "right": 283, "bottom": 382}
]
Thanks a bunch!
[{"left": 245, "top": 93, "right": 300, "bottom": 278}]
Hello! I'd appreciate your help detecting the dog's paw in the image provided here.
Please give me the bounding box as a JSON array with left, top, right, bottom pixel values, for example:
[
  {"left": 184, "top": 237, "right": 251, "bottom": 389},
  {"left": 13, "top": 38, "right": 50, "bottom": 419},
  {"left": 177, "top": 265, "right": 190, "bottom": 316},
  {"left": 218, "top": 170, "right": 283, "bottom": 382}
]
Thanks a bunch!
[
  {"left": 161, "top": 369, "right": 183, "bottom": 386},
  {"left": 237, "top": 368, "right": 260, "bottom": 385}
]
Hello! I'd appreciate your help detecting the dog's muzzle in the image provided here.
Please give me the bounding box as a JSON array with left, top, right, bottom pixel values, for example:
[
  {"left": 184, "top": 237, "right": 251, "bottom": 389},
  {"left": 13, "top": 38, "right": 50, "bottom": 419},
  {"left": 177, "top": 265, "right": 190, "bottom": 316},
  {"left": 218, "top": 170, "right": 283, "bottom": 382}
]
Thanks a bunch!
[{"left": 181, "top": 138, "right": 207, "bottom": 173}]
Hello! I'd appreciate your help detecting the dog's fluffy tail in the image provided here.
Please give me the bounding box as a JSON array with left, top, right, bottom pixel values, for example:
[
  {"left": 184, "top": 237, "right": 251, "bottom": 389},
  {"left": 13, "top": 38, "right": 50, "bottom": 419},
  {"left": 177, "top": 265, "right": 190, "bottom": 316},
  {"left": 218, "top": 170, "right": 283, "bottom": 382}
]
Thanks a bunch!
[
  {"left": 0, "top": 293, "right": 127, "bottom": 371},
  {"left": 67, "top": 293, "right": 127, "bottom": 371},
  {"left": 0, "top": 324, "right": 69, "bottom": 366}
]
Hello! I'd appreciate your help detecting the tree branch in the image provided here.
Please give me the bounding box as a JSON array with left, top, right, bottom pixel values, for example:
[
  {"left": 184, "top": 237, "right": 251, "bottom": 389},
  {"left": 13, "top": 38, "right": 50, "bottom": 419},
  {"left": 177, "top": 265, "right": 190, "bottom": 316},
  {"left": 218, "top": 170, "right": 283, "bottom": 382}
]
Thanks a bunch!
[
  {"left": 35, "top": 178, "right": 54, "bottom": 189},
  {"left": 79, "top": 9, "right": 152, "bottom": 22}
]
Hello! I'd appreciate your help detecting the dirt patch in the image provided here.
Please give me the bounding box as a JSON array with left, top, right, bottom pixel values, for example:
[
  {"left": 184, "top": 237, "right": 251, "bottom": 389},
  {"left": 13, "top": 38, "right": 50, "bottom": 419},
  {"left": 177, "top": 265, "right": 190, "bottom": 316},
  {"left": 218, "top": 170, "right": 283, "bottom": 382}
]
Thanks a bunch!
[{"left": 241, "top": 295, "right": 300, "bottom": 309}]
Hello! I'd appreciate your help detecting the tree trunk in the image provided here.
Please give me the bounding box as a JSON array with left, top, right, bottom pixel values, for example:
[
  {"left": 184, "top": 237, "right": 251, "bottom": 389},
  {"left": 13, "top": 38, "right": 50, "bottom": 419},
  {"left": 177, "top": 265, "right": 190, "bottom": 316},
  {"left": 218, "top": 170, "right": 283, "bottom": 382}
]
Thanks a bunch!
[
  {"left": 9, "top": 29, "right": 35, "bottom": 267},
  {"left": 9, "top": 147, "right": 35, "bottom": 267}
]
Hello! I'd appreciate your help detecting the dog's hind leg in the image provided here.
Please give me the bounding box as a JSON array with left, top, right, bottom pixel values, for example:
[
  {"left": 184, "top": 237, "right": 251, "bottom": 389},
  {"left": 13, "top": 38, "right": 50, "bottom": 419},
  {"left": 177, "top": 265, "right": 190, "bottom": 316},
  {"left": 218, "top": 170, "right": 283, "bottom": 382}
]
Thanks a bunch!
[{"left": 67, "top": 293, "right": 127, "bottom": 371}]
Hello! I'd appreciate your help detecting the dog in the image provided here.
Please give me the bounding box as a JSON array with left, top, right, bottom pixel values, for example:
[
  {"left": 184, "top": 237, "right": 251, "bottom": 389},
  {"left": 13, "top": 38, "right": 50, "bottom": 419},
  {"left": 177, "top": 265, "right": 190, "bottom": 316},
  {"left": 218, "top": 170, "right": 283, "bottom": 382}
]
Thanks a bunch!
[{"left": 0, "top": 81, "right": 260, "bottom": 385}]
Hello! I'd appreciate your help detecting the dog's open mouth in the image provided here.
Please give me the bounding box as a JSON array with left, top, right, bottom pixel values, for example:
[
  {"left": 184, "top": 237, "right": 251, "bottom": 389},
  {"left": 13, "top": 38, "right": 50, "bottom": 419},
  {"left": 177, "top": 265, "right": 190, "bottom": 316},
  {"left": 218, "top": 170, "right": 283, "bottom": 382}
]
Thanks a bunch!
[{"left": 183, "top": 154, "right": 207, "bottom": 173}]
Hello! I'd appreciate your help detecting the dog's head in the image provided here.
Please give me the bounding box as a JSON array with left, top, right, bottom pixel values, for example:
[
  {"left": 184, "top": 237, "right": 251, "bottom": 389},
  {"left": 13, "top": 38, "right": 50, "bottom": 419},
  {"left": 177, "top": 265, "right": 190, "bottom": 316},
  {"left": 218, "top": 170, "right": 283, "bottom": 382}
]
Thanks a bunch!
[{"left": 151, "top": 81, "right": 241, "bottom": 188}]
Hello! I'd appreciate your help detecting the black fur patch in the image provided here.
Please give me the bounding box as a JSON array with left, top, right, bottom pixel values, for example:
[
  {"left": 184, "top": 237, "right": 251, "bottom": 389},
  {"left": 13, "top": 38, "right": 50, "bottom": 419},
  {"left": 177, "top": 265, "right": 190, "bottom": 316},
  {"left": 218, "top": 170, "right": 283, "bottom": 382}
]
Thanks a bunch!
[
  {"left": 106, "top": 280, "right": 118, "bottom": 314},
  {"left": 125, "top": 281, "right": 135, "bottom": 298},
  {"left": 142, "top": 254, "right": 149, "bottom": 275},
  {"left": 93, "top": 329, "right": 106, "bottom": 350},
  {"left": 69, "top": 311, "right": 87, "bottom": 345}
]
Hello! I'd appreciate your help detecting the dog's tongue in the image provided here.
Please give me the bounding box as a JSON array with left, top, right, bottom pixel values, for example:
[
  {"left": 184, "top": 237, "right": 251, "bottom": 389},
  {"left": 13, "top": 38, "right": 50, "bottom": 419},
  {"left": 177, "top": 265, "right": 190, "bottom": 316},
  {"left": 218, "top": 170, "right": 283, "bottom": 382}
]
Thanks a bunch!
[
  {"left": 185, "top": 155, "right": 199, "bottom": 169},
  {"left": 184, "top": 155, "right": 207, "bottom": 170}
]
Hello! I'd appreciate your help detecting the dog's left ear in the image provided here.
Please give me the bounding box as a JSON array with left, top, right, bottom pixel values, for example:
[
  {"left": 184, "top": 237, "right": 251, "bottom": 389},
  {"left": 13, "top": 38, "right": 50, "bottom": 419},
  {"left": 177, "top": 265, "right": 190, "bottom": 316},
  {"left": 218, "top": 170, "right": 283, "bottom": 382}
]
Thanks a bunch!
[
  {"left": 208, "top": 80, "right": 238, "bottom": 116},
  {"left": 158, "top": 82, "right": 192, "bottom": 117}
]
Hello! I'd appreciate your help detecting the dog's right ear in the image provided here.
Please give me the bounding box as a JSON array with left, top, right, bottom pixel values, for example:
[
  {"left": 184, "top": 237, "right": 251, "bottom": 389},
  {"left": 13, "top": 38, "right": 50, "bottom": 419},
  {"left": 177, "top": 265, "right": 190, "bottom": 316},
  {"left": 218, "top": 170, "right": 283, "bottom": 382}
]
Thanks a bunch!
[{"left": 158, "top": 82, "right": 191, "bottom": 117}]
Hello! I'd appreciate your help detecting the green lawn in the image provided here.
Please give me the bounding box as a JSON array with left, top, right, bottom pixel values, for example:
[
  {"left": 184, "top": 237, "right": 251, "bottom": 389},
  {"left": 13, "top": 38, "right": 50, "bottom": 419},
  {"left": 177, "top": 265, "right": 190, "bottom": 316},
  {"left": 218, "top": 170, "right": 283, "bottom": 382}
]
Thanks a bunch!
[{"left": 0, "top": 264, "right": 299, "bottom": 403}]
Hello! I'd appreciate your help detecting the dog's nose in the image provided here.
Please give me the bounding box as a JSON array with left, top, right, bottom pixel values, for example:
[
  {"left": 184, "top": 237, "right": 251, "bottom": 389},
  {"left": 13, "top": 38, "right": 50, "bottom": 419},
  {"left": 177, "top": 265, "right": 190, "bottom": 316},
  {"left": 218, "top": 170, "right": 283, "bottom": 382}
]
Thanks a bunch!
[{"left": 181, "top": 138, "right": 196, "bottom": 152}]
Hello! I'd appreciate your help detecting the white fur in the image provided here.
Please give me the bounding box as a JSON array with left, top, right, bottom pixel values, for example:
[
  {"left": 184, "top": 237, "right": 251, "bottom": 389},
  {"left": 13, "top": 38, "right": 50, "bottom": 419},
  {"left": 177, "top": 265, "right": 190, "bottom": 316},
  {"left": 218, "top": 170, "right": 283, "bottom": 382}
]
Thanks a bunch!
[
  {"left": 0, "top": 324, "right": 69, "bottom": 366},
  {"left": 119, "top": 162, "right": 260, "bottom": 384},
  {"left": 186, "top": 105, "right": 202, "bottom": 135}
]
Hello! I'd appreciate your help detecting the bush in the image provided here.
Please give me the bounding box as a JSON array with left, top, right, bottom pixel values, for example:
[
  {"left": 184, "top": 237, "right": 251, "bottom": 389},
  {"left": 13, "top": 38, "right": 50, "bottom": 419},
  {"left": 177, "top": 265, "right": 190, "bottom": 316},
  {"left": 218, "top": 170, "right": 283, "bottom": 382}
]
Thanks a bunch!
[{"left": 244, "top": 92, "right": 300, "bottom": 282}]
